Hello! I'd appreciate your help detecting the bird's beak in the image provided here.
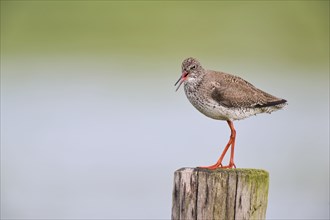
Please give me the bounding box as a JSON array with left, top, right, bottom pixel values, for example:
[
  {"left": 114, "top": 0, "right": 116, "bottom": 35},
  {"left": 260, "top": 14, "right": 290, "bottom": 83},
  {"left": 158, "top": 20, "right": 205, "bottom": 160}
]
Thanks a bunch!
[{"left": 174, "top": 71, "right": 188, "bottom": 92}]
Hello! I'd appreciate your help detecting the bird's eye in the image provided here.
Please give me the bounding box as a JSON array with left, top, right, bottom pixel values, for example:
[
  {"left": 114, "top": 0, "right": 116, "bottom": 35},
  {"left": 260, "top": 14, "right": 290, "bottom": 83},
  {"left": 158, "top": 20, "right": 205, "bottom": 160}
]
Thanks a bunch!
[{"left": 191, "top": 65, "right": 196, "bottom": 70}]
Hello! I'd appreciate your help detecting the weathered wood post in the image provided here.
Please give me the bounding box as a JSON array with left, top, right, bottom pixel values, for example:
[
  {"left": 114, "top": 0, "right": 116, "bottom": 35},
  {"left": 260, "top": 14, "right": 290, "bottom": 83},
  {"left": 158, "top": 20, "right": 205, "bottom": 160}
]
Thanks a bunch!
[{"left": 172, "top": 168, "right": 269, "bottom": 220}]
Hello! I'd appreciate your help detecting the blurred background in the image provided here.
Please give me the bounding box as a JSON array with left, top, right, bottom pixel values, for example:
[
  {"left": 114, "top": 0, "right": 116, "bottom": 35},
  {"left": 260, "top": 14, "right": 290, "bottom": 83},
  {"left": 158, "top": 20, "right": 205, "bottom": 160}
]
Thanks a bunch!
[{"left": 1, "top": 1, "right": 329, "bottom": 219}]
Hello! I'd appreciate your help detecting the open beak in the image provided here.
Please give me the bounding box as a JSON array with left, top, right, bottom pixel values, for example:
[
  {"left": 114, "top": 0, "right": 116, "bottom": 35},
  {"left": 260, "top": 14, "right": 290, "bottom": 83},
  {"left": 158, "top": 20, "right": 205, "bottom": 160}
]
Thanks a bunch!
[{"left": 174, "top": 71, "right": 188, "bottom": 91}]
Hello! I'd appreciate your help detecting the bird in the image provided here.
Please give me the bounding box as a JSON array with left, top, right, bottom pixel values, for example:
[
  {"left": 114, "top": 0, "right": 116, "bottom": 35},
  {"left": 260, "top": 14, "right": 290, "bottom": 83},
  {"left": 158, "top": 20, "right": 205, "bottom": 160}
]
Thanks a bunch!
[{"left": 175, "top": 57, "right": 287, "bottom": 169}]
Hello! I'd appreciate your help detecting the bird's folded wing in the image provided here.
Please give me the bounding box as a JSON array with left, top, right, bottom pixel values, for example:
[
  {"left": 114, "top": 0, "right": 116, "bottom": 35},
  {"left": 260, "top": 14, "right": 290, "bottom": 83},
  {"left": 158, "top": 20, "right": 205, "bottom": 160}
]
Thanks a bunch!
[{"left": 210, "top": 76, "right": 285, "bottom": 108}]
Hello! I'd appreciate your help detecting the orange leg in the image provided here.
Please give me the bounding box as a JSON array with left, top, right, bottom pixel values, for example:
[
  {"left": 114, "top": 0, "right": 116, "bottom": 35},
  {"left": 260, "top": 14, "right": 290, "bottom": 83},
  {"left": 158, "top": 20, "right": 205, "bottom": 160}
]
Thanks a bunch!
[{"left": 199, "top": 120, "right": 236, "bottom": 170}]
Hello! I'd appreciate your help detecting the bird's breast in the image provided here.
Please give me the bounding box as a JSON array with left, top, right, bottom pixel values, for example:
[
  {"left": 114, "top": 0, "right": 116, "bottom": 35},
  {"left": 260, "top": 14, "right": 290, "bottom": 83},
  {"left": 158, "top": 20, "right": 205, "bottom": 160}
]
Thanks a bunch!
[{"left": 184, "top": 82, "right": 230, "bottom": 120}]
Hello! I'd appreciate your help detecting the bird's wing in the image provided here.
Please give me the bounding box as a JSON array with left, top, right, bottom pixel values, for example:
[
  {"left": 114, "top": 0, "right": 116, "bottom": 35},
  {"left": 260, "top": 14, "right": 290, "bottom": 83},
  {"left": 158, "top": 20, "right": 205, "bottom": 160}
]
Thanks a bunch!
[{"left": 209, "top": 72, "right": 285, "bottom": 108}]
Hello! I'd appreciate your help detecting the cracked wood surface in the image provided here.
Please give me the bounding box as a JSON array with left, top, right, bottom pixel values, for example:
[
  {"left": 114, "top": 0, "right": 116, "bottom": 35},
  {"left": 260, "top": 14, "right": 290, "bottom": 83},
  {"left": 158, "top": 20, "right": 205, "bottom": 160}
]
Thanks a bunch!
[{"left": 172, "top": 168, "right": 269, "bottom": 220}]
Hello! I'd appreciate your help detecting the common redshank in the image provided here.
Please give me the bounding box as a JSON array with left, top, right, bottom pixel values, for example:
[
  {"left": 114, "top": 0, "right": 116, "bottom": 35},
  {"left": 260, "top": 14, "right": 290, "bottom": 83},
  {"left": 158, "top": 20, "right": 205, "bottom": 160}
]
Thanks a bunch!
[{"left": 175, "top": 57, "right": 287, "bottom": 169}]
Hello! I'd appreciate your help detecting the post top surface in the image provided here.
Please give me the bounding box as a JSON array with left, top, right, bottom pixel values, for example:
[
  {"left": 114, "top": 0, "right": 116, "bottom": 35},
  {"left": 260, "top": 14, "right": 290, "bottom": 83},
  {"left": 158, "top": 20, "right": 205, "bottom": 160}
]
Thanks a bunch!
[{"left": 175, "top": 167, "right": 269, "bottom": 176}]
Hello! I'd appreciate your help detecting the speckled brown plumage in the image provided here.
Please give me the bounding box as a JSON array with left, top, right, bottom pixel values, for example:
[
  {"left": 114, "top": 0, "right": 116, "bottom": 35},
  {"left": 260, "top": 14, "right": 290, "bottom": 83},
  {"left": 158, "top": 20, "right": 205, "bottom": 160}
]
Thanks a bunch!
[{"left": 175, "top": 57, "right": 287, "bottom": 169}]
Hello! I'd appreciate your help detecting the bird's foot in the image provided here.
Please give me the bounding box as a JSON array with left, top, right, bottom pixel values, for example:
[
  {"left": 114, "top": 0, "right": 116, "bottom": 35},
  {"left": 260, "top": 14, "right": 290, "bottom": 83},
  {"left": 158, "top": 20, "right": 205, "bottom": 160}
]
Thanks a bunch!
[
  {"left": 220, "top": 162, "right": 236, "bottom": 169},
  {"left": 198, "top": 162, "right": 223, "bottom": 170},
  {"left": 198, "top": 162, "right": 236, "bottom": 170}
]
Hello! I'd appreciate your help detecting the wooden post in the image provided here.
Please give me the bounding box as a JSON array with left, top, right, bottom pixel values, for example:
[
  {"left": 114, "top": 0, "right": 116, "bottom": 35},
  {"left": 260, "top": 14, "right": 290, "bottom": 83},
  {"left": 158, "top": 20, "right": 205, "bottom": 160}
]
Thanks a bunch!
[{"left": 172, "top": 168, "right": 269, "bottom": 220}]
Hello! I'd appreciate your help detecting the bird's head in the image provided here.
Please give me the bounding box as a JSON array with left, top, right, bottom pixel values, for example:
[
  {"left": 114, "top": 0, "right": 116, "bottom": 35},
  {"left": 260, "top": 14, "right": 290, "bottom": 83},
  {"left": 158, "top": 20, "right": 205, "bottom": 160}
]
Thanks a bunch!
[{"left": 175, "top": 57, "right": 203, "bottom": 91}]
